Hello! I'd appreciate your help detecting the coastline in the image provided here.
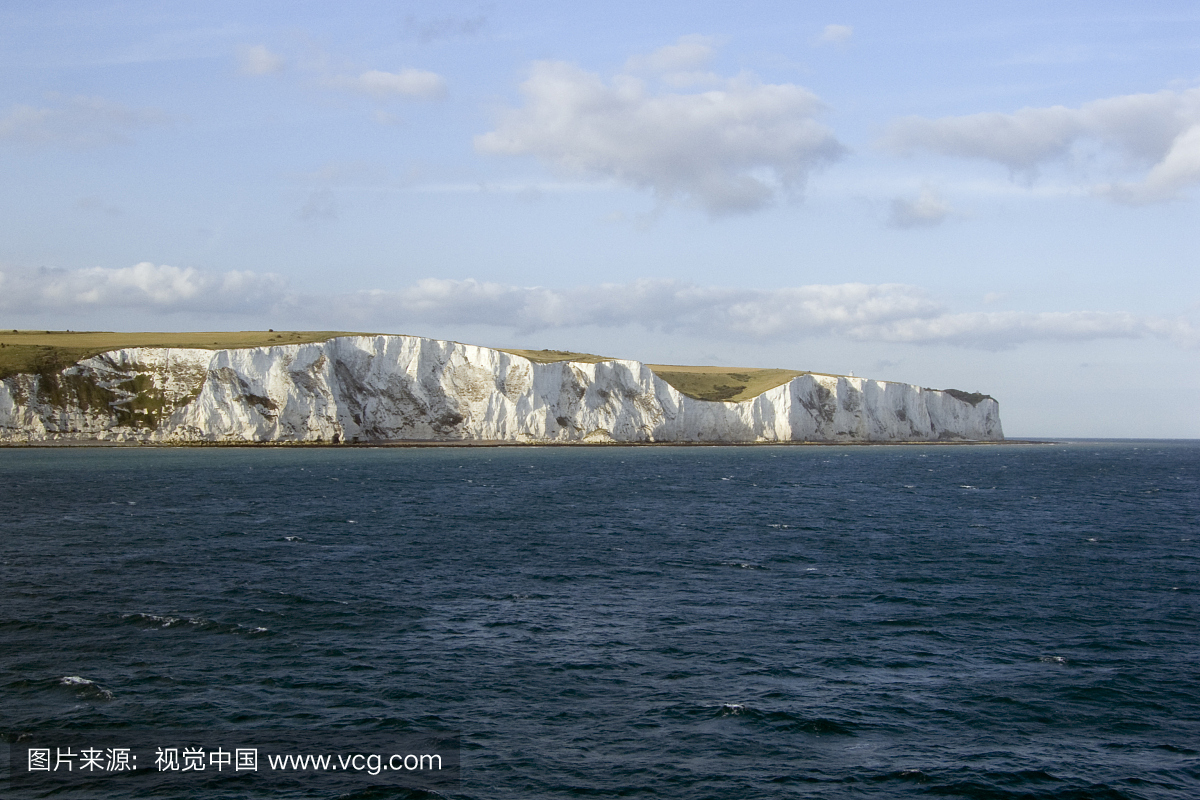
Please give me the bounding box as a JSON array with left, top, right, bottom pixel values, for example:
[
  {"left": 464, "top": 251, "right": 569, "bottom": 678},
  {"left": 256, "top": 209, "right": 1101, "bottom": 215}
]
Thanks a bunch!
[
  {"left": 0, "top": 334, "right": 1004, "bottom": 447},
  {"left": 0, "top": 438, "right": 1045, "bottom": 448}
]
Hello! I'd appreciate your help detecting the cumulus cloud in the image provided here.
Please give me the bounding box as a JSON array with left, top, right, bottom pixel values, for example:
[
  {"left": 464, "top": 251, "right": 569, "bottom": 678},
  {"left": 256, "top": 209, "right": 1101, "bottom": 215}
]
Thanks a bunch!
[
  {"left": 327, "top": 69, "right": 446, "bottom": 99},
  {"left": 4, "top": 266, "right": 1192, "bottom": 350},
  {"left": 818, "top": 25, "right": 853, "bottom": 45},
  {"left": 623, "top": 35, "right": 716, "bottom": 74},
  {"left": 0, "top": 263, "right": 288, "bottom": 314},
  {"left": 238, "top": 44, "right": 285, "bottom": 75},
  {"left": 1102, "top": 122, "right": 1200, "bottom": 203},
  {"left": 882, "top": 86, "right": 1200, "bottom": 202},
  {"left": 0, "top": 95, "right": 169, "bottom": 149},
  {"left": 889, "top": 187, "right": 952, "bottom": 228},
  {"left": 475, "top": 43, "right": 845, "bottom": 215}
]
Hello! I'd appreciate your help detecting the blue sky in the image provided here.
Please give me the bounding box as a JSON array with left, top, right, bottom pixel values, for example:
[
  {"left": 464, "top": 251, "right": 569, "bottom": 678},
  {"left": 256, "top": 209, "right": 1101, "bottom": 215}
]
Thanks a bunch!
[{"left": 2, "top": 1, "right": 1198, "bottom": 437}]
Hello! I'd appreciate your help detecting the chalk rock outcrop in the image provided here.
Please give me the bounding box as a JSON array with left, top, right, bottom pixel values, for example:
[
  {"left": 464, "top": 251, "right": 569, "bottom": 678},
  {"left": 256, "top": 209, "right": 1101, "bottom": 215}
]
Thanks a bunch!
[{"left": 0, "top": 335, "right": 1002, "bottom": 443}]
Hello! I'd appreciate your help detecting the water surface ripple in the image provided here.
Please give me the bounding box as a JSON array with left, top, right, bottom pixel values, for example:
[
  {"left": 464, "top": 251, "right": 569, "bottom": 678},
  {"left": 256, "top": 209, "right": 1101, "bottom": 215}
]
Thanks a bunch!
[{"left": 2, "top": 441, "right": 1198, "bottom": 799}]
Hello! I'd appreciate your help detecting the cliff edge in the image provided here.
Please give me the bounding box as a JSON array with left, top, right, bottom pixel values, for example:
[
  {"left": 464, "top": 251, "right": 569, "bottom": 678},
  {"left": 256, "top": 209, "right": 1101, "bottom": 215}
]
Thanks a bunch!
[{"left": 0, "top": 334, "right": 1003, "bottom": 443}]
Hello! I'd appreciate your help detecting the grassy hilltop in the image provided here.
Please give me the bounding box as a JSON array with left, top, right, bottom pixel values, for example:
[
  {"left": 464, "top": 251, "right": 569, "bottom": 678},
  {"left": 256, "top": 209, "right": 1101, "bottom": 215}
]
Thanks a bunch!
[
  {"left": 494, "top": 349, "right": 807, "bottom": 402},
  {"left": 0, "top": 330, "right": 365, "bottom": 382},
  {"left": 1, "top": 330, "right": 818, "bottom": 403},
  {"left": 501, "top": 349, "right": 994, "bottom": 405}
]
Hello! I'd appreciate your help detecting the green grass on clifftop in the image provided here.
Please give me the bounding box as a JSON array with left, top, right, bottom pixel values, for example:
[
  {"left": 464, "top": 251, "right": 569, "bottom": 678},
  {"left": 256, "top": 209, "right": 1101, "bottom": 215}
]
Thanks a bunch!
[
  {"left": 0, "top": 330, "right": 964, "bottom": 405},
  {"left": 497, "top": 349, "right": 811, "bottom": 401},
  {"left": 646, "top": 365, "right": 808, "bottom": 402},
  {"left": 497, "top": 348, "right": 615, "bottom": 364},
  {"left": 0, "top": 330, "right": 366, "bottom": 380}
]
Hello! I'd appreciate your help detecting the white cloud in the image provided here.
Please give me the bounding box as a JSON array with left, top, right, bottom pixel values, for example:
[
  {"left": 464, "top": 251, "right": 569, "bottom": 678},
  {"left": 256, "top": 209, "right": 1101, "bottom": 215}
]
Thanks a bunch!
[
  {"left": 328, "top": 69, "right": 446, "bottom": 99},
  {"left": 475, "top": 48, "right": 845, "bottom": 215},
  {"left": 859, "top": 310, "right": 1197, "bottom": 348},
  {"left": 889, "top": 187, "right": 952, "bottom": 228},
  {"left": 236, "top": 43, "right": 443, "bottom": 100},
  {"left": 624, "top": 35, "right": 716, "bottom": 74},
  {"left": 886, "top": 106, "right": 1083, "bottom": 170},
  {"left": 4, "top": 266, "right": 1192, "bottom": 350},
  {"left": 819, "top": 25, "right": 853, "bottom": 45},
  {"left": 0, "top": 95, "right": 169, "bottom": 149},
  {"left": 354, "top": 279, "right": 1194, "bottom": 348},
  {"left": 238, "top": 44, "right": 285, "bottom": 75},
  {"left": 333, "top": 279, "right": 943, "bottom": 336},
  {"left": 0, "top": 263, "right": 288, "bottom": 314},
  {"left": 882, "top": 86, "right": 1200, "bottom": 202},
  {"left": 1101, "top": 122, "right": 1200, "bottom": 204}
]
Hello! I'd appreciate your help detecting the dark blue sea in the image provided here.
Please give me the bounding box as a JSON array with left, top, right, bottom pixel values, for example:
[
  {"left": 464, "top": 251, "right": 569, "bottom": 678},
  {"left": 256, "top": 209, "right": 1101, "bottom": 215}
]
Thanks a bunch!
[{"left": 2, "top": 441, "right": 1198, "bottom": 799}]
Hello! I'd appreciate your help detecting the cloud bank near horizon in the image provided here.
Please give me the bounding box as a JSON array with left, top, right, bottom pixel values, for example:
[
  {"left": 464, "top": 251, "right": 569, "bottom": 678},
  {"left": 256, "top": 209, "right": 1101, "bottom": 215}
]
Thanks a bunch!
[
  {"left": 0, "top": 263, "right": 287, "bottom": 314},
  {"left": 2, "top": 265, "right": 1193, "bottom": 351}
]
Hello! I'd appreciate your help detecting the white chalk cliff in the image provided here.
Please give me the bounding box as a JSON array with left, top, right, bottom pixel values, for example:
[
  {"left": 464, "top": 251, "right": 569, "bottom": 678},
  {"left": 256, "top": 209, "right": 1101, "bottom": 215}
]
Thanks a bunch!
[{"left": 0, "top": 335, "right": 1002, "bottom": 443}]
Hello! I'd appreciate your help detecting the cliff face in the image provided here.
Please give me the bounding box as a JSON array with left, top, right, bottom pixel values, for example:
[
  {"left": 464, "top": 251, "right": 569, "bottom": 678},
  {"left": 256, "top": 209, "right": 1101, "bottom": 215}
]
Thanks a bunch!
[{"left": 0, "top": 335, "right": 1003, "bottom": 443}]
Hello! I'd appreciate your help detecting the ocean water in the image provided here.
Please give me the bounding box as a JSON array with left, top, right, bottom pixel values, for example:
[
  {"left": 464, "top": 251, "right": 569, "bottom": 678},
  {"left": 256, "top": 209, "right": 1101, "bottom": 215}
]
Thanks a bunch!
[{"left": 2, "top": 441, "right": 1198, "bottom": 799}]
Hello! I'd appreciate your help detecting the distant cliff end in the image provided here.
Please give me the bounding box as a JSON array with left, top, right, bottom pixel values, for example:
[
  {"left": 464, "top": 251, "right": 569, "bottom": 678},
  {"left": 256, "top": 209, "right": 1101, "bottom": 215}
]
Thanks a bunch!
[{"left": 0, "top": 334, "right": 1003, "bottom": 444}]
